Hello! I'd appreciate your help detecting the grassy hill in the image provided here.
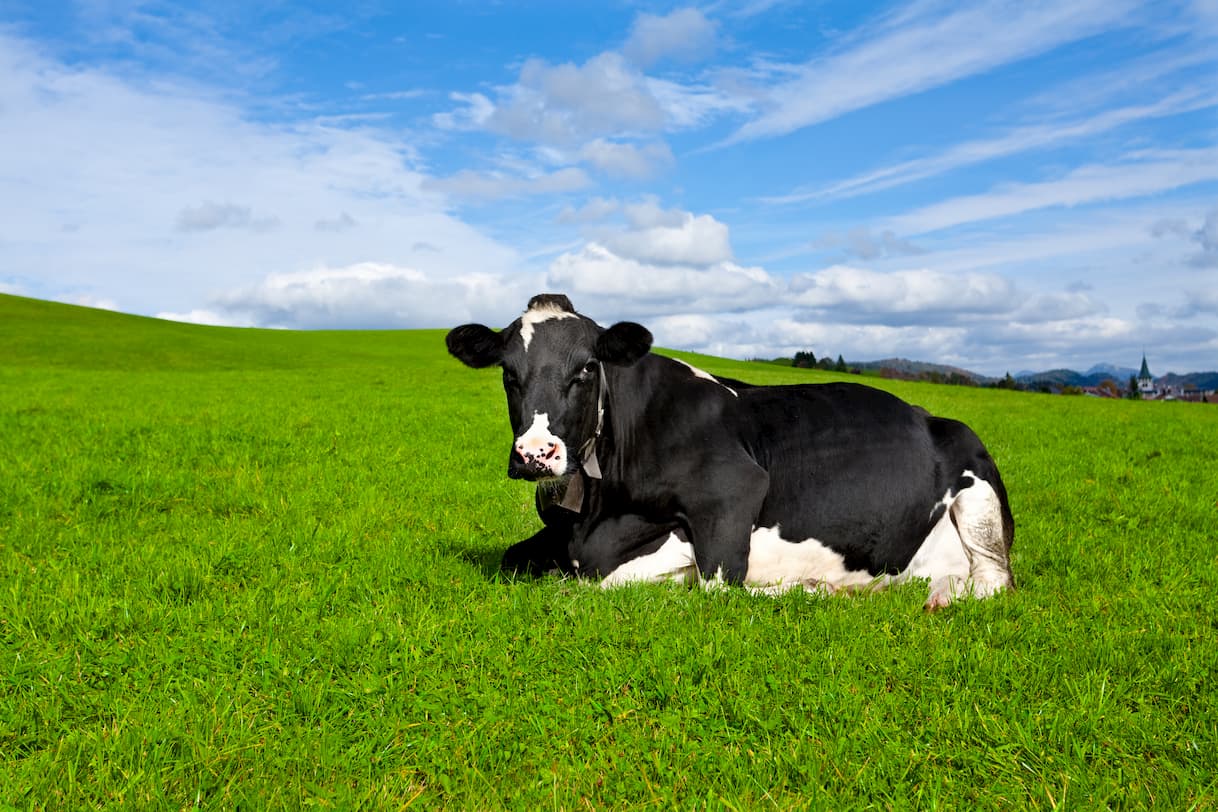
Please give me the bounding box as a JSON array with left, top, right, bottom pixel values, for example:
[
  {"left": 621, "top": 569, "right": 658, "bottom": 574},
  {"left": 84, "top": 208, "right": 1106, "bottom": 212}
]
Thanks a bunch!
[{"left": 2, "top": 293, "right": 1216, "bottom": 808}]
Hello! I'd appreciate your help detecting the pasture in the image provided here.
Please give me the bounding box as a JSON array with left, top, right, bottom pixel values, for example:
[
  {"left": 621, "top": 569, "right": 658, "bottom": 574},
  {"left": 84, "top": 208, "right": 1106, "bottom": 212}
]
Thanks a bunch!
[{"left": 1, "top": 293, "right": 1216, "bottom": 809}]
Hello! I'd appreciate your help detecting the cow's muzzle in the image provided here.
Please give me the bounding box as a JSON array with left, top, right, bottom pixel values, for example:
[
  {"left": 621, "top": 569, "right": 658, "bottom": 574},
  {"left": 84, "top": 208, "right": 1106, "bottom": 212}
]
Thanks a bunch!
[
  {"left": 511, "top": 413, "right": 568, "bottom": 480},
  {"left": 508, "top": 452, "right": 560, "bottom": 481}
]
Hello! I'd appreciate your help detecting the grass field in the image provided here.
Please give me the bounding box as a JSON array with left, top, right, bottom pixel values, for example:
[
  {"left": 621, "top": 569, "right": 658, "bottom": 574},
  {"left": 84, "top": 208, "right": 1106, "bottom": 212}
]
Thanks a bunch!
[{"left": 2, "top": 292, "right": 1216, "bottom": 809}]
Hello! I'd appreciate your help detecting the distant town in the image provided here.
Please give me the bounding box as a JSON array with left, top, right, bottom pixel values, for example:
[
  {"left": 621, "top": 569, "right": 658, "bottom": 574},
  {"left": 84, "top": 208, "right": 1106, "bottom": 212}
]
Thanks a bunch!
[{"left": 774, "top": 352, "right": 1218, "bottom": 404}]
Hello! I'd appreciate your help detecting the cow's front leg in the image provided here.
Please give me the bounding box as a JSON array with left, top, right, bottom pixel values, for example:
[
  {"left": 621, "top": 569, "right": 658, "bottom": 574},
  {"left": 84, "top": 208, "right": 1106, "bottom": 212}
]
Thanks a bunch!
[
  {"left": 686, "top": 461, "right": 770, "bottom": 587},
  {"left": 501, "top": 521, "right": 574, "bottom": 576},
  {"left": 569, "top": 513, "right": 690, "bottom": 585}
]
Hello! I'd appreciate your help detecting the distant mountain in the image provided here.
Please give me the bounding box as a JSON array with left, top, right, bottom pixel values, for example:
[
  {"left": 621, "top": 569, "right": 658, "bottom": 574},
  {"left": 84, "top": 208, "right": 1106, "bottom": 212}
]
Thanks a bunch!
[
  {"left": 1160, "top": 371, "right": 1218, "bottom": 390},
  {"left": 1015, "top": 364, "right": 1218, "bottom": 390},
  {"left": 854, "top": 357, "right": 995, "bottom": 384},
  {"left": 1085, "top": 363, "right": 1138, "bottom": 380},
  {"left": 794, "top": 351, "right": 1217, "bottom": 391}
]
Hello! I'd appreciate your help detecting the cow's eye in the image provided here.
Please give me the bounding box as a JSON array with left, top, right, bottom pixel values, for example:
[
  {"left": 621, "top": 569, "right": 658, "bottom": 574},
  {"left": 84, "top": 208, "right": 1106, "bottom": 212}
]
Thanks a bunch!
[
  {"left": 502, "top": 369, "right": 521, "bottom": 391},
  {"left": 568, "top": 360, "right": 598, "bottom": 390}
]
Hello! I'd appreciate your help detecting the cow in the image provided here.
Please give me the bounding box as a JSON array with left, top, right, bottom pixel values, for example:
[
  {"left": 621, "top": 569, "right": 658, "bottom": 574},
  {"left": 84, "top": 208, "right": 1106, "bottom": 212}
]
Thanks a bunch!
[{"left": 446, "top": 294, "right": 1015, "bottom": 609}]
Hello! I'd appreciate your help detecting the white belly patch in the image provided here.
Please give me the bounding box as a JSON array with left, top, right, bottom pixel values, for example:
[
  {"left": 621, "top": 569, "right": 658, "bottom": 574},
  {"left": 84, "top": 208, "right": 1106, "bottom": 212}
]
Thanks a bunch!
[
  {"left": 745, "top": 525, "right": 885, "bottom": 594},
  {"left": 598, "top": 471, "right": 1004, "bottom": 608}
]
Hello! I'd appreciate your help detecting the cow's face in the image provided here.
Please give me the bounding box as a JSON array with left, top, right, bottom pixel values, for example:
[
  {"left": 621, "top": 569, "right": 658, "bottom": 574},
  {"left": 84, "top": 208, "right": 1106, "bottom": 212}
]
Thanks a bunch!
[{"left": 447, "top": 294, "right": 652, "bottom": 481}]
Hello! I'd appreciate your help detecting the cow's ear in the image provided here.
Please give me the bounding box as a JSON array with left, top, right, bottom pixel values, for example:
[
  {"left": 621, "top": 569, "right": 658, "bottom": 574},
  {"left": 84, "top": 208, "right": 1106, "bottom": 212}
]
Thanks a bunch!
[
  {"left": 596, "top": 321, "right": 652, "bottom": 366},
  {"left": 446, "top": 324, "right": 504, "bottom": 368}
]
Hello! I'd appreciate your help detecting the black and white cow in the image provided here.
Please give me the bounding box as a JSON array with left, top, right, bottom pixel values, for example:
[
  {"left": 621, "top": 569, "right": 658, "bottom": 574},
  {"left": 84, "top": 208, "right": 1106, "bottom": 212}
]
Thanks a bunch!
[{"left": 447, "top": 294, "right": 1015, "bottom": 609}]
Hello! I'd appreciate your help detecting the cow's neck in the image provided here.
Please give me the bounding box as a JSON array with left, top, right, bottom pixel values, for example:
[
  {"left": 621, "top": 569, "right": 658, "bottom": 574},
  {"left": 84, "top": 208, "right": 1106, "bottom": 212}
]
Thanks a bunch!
[{"left": 558, "top": 362, "right": 611, "bottom": 512}]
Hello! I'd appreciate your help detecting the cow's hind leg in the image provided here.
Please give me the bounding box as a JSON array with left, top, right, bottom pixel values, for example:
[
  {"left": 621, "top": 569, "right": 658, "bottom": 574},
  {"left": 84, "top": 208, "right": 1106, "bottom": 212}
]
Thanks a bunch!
[{"left": 928, "top": 473, "right": 1015, "bottom": 609}]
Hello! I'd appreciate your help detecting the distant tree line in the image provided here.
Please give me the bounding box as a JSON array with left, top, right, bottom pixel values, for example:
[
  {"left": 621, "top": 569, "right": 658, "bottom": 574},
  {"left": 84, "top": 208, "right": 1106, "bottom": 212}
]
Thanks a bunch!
[
  {"left": 882, "top": 368, "right": 978, "bottom": 386},
  {"left": 791, "top": 351, "right": 849, "bottom": 373}
]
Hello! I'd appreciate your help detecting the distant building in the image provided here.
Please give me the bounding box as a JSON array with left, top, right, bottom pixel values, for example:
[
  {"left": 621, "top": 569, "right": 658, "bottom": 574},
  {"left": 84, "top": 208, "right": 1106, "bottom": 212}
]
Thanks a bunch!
[
  {"left": 1135, "top": 354, "right": 1216, "bottom": 403},
  {"left": 1137, "top": 354, "right": 1157, "bottom": 397}
]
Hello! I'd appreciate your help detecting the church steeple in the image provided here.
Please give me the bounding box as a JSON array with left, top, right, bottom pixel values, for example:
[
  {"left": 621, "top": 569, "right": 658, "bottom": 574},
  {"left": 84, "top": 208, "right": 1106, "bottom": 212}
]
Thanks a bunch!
[{"left": 1138, "top": 353, "right": 1155, "bottom": 395}]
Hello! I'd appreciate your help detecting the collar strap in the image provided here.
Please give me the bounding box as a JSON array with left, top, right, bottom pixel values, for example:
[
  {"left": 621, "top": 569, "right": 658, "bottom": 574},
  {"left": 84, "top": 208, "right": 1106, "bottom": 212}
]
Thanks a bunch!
[
  {"left": 577, "top": 362, "right": 606, "bottom": 480},
  {"left": 560, "top": 364, "right": 607, "bottom": 513}
]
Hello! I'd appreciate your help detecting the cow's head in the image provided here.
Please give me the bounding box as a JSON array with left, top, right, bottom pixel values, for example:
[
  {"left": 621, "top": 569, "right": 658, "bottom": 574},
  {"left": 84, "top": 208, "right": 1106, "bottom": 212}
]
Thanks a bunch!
[{"left": 447, "top": 294, "right": 652, "bottom": 481}]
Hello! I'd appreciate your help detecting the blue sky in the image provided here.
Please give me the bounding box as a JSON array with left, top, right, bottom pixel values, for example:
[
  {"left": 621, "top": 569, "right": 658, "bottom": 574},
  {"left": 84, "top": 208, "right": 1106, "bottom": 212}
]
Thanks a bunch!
[{"left": 2, "top": 0, "right": 1216, "bottom": 376}]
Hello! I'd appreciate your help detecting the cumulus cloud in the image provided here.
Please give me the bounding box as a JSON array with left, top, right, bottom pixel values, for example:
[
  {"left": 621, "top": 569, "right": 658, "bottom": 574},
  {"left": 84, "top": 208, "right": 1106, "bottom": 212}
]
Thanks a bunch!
[
  {"left": 548, "top": 242, "right": 779, "bottom": 315},
  {"left": 546, "top": 211, "right": 773, "bottom": 328},
  {"left": 579, "top": 139, "right": 674, "bottom": 179},
  {"left": 176, "top": 202, "right": 280, "bottom": 233},
  {"left": 1010, "top": 290, "right": 1103, "bottom": 322},
  {"left": 483, "top": 52, "right": 666, "bottom": 145},
  {"left": 597, "top": 202, "right": 733, "bottom": 266},
  {"left": 788, "top": 265, "right": 1013, "bottom": 323},
  {"left": 623, "top": 8, "right": 718, "bottom": 68},
  {"left": 767, "top": 317, "right": 969, "bottom": 362},
  {"left": 179, "top": 262, "right": 533, "bottom": 330},
  {"left": 0, "top": 29, "right": 530, "bottom": 318}
]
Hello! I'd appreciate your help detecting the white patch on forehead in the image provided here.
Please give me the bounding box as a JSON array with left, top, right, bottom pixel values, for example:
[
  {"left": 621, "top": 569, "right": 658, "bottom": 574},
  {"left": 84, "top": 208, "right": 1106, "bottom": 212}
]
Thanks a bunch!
[
  {"left": 600, "top": 533, "right": 697, "bottom": 587},
  {"left": 672, "top": 358, "right": 738, "bottom": 397},
  {"left": 520, "top": 305, "right": 578, "bottom": 351}
]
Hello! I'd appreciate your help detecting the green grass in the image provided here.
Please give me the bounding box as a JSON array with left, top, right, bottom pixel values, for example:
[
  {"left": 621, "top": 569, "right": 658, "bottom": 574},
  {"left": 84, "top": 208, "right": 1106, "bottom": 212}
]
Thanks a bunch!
[{"left": 2, "top": 292, "right": 1216, "bottom": 809}]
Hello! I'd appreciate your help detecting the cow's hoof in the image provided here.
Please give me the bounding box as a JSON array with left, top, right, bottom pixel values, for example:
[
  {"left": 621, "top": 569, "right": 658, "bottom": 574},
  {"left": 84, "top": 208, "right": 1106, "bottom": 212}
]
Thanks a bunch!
[{"left": 924, "top": 591, "right": 952, "bottom": 612}]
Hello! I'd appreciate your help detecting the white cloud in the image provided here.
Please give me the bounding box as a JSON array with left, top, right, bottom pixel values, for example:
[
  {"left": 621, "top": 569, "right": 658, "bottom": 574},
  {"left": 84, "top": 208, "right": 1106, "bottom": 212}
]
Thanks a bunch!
[
  {"left": 556, "top": 197, "right": 620, "bottom": 224},
  {"left": 767, "top": 317, "right": 968, "bottom": 362},
  {"left": 485, "top": 52, "right": 666, "bottom": 145},
  {"left": 813, "top": 227, "right": 922, "bottom": 260},
  {"left": 888, "top": 146, "right": 1218, "bottom": 235},
  {"left": 189, "top": 262, "right": 535, "bottom": 330},
  {"left": 432, "top": 91, "right": 494, "bottom": 131},
  {"left": 0, "top": 30, "right": 523, "bottom": 317},
  {"left": 63, "top": 293, "right": 120, "bottom": 311},
  {"left": 646, "top": 75, "right": 754, "bottom": 130},
  {"left": 176, "top": 201, "right": 280, "bottom": 233},
  {"left": 597, "top": 201, "right": 734, "bottom": 266},
  {"left": 157, "top": 308, "right": 256, "bottom": 327},
  {"left": 579, "top": 139, "right": 674, "bottom": 179},
  {"left": 764, "top": 89, "right": 1218, "bottom": 205},
  {"left": 789, "top": 265, "right": 1013, "bottom": 322},
  {"left": 314, "top": 211, "right": 357, "bottom": 232},
  {"left": 623, "top": 8, "right": 718, "bottom": 68},
  {"left": 1151, "top": 205, "right": 1218, "bottom": 268},
  {"left": 435, "top": 48, "right": 745, "bottom": 151},
  {"left": 723, "top": 0, "right": 1141, "bottom": 145},
  {"left": 422, "top": 167, "right": 590, "bottom": 201},
  {"left": 548, "top": 242, "right": 779, "bottom": 315}
]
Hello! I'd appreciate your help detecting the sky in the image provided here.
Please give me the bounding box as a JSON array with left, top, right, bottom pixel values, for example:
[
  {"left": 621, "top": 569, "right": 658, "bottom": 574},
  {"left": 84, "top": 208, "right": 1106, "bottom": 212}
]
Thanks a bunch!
[{"left": 1, "top": 1, "right": 1217, "bottom": 377}]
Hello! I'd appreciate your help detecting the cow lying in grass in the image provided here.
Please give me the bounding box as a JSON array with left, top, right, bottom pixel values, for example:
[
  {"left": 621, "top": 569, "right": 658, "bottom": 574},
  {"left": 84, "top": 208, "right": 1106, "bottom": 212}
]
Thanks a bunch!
[{"left": 447, "top": 294, "right": 1015, "bottom": 609}]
